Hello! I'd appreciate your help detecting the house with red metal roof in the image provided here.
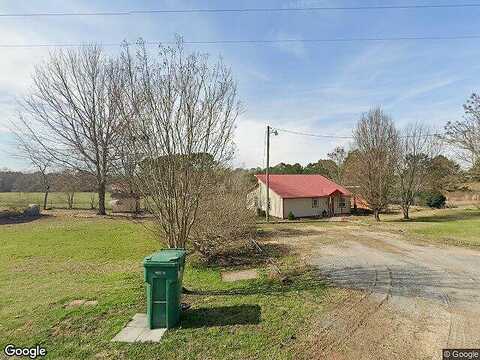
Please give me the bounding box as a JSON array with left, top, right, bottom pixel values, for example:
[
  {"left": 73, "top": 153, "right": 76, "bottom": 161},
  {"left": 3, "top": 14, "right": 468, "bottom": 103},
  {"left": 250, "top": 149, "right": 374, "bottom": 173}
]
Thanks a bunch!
[{"left": 253, "top": 174, "right": 351, "bottom": 219}]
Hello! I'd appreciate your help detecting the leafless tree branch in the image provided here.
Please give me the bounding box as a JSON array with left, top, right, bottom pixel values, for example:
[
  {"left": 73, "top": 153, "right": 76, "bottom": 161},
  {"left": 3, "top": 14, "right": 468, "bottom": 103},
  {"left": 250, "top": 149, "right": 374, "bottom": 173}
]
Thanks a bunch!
[
  {"left": 118, "top": 38, "right": 240, "bottom": 249},
  {"left": 16, "top": 45, "right": 124, "bottom": 214},
  {"left": 353, "top": 107, "right": 399, "bottom": 221}
]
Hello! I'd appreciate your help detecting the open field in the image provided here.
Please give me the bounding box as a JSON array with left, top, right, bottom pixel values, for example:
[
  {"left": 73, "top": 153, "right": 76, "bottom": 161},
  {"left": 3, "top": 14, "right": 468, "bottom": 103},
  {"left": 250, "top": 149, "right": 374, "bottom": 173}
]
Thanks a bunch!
[
  {"left": 357, "top": 206, "right": 480, "bottom": 248},
  {"left": 0, "top": 214, "right": 327, "bottom": 360},
  {"left": 262, "top": 206, "right": 480, "bottom": 248},
  {"left": 0, "top": 192, "right": 110, "bottom": 210},
  {"left": 446, "top": 183, "right": 480, "bottom": 206},
  {"left": 1, "top": 206, "right": 478, "bottom": 359}
]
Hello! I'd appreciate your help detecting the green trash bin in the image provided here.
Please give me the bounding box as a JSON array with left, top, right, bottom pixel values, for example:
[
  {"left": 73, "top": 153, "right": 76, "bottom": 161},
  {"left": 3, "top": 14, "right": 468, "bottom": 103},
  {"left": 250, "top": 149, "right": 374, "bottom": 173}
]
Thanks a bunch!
[{"left": 144, "top": 249, "right": 186, "bottom": 329}]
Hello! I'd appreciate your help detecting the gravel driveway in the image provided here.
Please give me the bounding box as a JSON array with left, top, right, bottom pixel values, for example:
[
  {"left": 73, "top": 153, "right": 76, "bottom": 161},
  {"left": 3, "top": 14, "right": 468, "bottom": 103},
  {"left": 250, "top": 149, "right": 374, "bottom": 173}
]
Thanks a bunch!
[{"left": 283, "top": 226, "right": 480, "bottom": 359}]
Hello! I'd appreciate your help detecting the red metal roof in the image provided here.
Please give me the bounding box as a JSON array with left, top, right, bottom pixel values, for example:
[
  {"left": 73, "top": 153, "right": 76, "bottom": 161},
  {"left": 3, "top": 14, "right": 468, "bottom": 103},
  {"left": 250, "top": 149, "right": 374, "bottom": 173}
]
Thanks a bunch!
[{"left": 255, "top": 174, "right": 351, "bottom": 199}]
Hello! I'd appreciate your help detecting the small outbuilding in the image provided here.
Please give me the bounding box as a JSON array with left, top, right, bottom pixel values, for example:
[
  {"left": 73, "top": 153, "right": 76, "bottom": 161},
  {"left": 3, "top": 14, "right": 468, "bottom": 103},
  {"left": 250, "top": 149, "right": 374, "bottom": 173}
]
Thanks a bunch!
[
  {"left": 252, "top": 174, "right": 351, "bottom": 219},
  {"left": 110, "top": 182, "right": 140, "bottom": 213}
]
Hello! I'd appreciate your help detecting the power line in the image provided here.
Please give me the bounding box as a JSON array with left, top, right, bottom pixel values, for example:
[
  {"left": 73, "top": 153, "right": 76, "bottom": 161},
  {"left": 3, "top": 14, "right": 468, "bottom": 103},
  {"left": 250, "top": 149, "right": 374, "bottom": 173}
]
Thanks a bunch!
[
  {"left": 2, "top": 3, "right": 480, "bottom": 17},
  {"left": 272, "top": 127, "right": 354, "bottom": 139},
  {"left": 272, "top": 127, "right": 443, "bottom": 139},
  {"left": 2, "top": 35, "right": 480, "bottom": 48}
]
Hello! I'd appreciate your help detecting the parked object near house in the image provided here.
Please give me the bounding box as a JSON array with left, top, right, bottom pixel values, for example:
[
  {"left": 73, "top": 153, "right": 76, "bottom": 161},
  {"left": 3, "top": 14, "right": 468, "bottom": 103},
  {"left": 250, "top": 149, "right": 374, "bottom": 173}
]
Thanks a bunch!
[
  {"left": 144, "top": 249, "right": 186, "bottom": 329},
  {"left": 23, "top": 204, "right": 41, "bottom": 217},
  {"left": 252, "top": 174, "right": 351, "bottom": 219},
  {"left": 351, "top": 194, "right": 371, "bottom": 213},
  {"left": 110, "top": 182, "right": 140, "bottom": 213}
]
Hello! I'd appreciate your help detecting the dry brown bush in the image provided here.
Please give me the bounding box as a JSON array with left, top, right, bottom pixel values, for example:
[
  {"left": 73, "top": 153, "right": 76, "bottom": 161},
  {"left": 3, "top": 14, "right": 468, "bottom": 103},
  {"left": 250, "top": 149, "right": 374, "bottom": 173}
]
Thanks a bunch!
[{"left": 190, "top": 171, "right": 256, "bottom": 262}]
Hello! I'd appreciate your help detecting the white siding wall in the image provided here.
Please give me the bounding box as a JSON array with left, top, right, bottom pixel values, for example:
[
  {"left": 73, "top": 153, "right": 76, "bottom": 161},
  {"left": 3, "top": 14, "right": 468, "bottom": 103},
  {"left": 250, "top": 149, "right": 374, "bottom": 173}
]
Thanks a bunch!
[
  {"left": 284, "top": 198, "right": 328, "bottom": 218},
  {"left": 256, "top": 182, "right": 283, "bottom": 219},
  {"left": 285, "top": 196, "right": 351, "bottom": 218},
  {"left": 252, "top": 179, "right": 352, "bottom": 218}
]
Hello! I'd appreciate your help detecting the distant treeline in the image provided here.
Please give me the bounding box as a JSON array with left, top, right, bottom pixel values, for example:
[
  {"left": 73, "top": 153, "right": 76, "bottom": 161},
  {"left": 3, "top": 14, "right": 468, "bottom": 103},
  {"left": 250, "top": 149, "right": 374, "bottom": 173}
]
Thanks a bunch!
[
  {"left": 0, "top": 170, "right": 96, "bottom": 193},
  {"left": 2, "top": 151, "right": 476, "bottom": 194},
  {"left": 249, "top": 153, "right": 475, "bottom": 193},
  {"left": 249, "top": 159, "right": 340, "bottom": 178}
]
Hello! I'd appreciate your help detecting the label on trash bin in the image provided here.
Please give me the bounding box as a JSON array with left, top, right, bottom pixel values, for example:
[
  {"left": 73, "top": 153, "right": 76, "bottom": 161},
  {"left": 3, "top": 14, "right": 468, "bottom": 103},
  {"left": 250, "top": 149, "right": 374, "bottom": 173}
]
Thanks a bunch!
[{"left": 154, "top": 271, "right": 166, "bottom": 276}]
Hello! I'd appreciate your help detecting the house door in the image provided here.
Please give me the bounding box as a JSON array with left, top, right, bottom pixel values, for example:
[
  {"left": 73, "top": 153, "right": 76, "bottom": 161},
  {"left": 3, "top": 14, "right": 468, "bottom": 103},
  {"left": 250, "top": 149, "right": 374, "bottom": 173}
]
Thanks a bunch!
[
  {"left": 328, "top": 196, "right": 334, "bottom": 216},
  {"left": 312, "top": 198, "right": 321, "bottom": 217}
]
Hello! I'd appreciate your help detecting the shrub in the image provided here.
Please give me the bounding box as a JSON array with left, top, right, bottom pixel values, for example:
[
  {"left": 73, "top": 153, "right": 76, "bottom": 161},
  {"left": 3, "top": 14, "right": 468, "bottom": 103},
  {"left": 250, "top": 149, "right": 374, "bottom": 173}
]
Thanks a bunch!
[
  {"left": 427, "top": 193, "right": 446, "bottom": 208},
  {"left": 287, "top": 211, "right": 295, "bottom": 220},
  {"left": 424, "top": 191, "right": 447, "bottom": 208},
  {"left": 256, "top": 208, "right": 266, "bottom": 218},
  {"left": 190, "top": 171, "right": 256, "bottom": 262}
]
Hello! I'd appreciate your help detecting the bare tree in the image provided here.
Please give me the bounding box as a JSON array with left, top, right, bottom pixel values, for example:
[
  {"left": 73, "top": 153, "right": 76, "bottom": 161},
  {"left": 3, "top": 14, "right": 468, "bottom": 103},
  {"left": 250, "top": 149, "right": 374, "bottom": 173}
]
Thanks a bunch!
[
  {"left": 17, "top": 45, "right": 124, "bottom": 215},
  {"left": 353, "top": 107, "right": 399, "bottom": 221},
  {"left": 113, "top": 126, "right": 139, "bottom": 197},
  {"left": 327, "top": 146, "right": 347, "bottom": 183},
  {"left": 89, "top": 193, "right": 98, "bottom": 210},
  {"left": 12, "top": 126, "right": 52, "bottom": 210},
  {"left": 53, "top": 169, "right": 91, "bottom": 209},
  {"left": 444, "top": 93, "right": 480, "bottom": 166},
  {"left": 118, "top": 39, "right": 240, "bottom": 249},
  {"left": 396, "top": 123, "right": 438, "bottom": 220}
]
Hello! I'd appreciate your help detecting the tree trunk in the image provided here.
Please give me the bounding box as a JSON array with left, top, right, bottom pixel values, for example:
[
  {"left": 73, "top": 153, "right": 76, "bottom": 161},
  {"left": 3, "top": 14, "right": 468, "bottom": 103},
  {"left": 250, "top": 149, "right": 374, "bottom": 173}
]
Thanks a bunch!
[
  {"left": 43, "top": 189, "right": 49, "bottom": 210},
  {"left": 98, "top": 182, "right": 106, "bottom": 215},
  {"left": 90, "top": 194, "right": 96, "bottom": 210},
  {"left": 42, "top": 178, "right": 50, "bottom": 210},
  {"left": 402, "top": 207, "right": 410, "bottom": 220},
  {"left": 374, "top": 209, "right": 381, "bottom": 221},
  {"left": 70, "top": 193, "right": 75, "bottom": 209}
]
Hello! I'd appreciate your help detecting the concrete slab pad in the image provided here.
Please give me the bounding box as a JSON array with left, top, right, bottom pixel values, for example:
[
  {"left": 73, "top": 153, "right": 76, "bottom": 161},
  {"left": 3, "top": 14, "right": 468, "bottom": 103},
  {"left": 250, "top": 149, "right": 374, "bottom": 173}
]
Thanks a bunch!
[
  {"left": 64, "top": 299, "right": 98, "bottom": 308},
  {"left": 136, "top": 327, "right": 167, "bottom": 342},
  {"left": 65, "top": 299, "right": 86, "bottom": 308},
  {"left": 111, "top": 313, "right": 166, "bottom": 343},
  {"left": 111, "top": 326, "right": 145, "bottom": 342},
  {"left": 84, "top": 300, "right": 98, "bottom": 306},
  {"left": 221, "top": 269, "right": 258, "bottom": 282},
  {"left": 128, "top": 313, "right": 147, "bottom": 328}
]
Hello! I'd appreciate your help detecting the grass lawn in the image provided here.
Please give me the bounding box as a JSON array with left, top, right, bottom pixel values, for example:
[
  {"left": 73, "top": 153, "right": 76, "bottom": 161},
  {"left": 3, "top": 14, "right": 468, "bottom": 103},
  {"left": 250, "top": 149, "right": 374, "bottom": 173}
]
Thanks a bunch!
[
  {"left": 0, "top": 215, "right": 327, "bottom": 359},
  {"left": 350, "top": 206, "right": 480, "bottom": 248},
  {"left": 0, "top": 192, "right": 111, "bottom": 210},
  {"left": 260, "top": 206, "right": 480, "bottom": 249},
  {"left": 404, "top": 208, "right": 480, "bottom": 246}
]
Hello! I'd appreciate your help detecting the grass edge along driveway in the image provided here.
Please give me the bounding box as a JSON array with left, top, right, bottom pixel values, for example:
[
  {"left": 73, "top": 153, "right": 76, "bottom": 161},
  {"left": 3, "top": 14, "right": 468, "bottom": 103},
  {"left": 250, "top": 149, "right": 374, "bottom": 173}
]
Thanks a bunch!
[{"left": 0, "top": 215, "right": 327, "bottom": 360}]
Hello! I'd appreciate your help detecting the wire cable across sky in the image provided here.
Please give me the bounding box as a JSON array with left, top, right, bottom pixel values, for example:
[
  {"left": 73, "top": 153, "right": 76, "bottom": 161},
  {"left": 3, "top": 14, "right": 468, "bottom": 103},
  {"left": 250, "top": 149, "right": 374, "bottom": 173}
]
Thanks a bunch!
[
  {"left": 2, "top": 35, "right": 480, "bottom": 48},
  {"left": 272, "top": 127, "right": 354, "bottom": 139},
  {"left": 2, "top": 3, "right": 480, "bottom": 17},
  {"left": 271, "top": 127, "right": 443, "bottom": 140}
]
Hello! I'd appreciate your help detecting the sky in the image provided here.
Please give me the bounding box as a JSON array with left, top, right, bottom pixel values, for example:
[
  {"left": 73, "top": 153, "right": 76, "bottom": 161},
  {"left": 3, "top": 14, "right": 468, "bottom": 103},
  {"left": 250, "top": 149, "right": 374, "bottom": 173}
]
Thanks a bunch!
[{"left": 1, "top": 0, "right": 480, "bottom": 170}]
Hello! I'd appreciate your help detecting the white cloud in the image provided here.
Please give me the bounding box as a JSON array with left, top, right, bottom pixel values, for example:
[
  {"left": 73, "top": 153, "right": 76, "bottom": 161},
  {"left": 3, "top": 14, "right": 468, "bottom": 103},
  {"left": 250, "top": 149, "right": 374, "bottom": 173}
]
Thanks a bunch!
[
  {"left": 234, "top": 115, "right": 354, "bottom": 169},
  {"left": 334, "top": 42, "right": 410, "bottom": 88},
  {"left": 0, "top": 31, "right": 45, "bottom": 93},
  {"left": 386, "top": 76, "right": 460, "bottom": 108},
  {"left": 268, "top": 30, "right": 307, "bottom": 59},
  {"left": 233, "top": 118, "right": 266, "bottom": 168}
]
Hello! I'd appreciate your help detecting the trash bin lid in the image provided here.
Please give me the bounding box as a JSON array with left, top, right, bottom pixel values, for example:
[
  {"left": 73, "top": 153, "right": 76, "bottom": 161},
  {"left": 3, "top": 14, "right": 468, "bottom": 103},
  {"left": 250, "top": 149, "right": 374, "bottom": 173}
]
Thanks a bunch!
[{"left": 144, "top": 249, "right": 186, "bottom": 266}]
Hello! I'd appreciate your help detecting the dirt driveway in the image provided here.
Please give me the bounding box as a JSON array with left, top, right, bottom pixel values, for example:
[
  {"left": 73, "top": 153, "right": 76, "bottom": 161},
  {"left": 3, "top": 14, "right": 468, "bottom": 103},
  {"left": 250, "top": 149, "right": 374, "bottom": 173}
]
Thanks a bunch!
[{"left": 278, "top": 225, "right": 480, "bottom": 359}]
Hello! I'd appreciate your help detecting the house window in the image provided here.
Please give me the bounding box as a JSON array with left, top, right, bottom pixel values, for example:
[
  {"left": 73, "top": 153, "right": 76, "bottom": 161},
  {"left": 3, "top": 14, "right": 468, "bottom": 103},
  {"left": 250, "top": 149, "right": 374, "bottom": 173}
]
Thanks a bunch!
[
  {"left": 339, "top": 197, "right": 346, "bottom": 208},
  {"left": 312, "top": 199, "right": 319, "bottom": 208}
]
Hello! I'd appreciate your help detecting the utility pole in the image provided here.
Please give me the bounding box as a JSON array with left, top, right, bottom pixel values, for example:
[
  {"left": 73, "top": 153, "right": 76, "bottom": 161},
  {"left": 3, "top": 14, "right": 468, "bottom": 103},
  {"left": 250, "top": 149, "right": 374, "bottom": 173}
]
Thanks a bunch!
[
  {"left": 264, "top": 125, "right": 278, "bottom": 222},
  {"left": 265, "top": 125, "right": 270, "bottom": 222}
]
